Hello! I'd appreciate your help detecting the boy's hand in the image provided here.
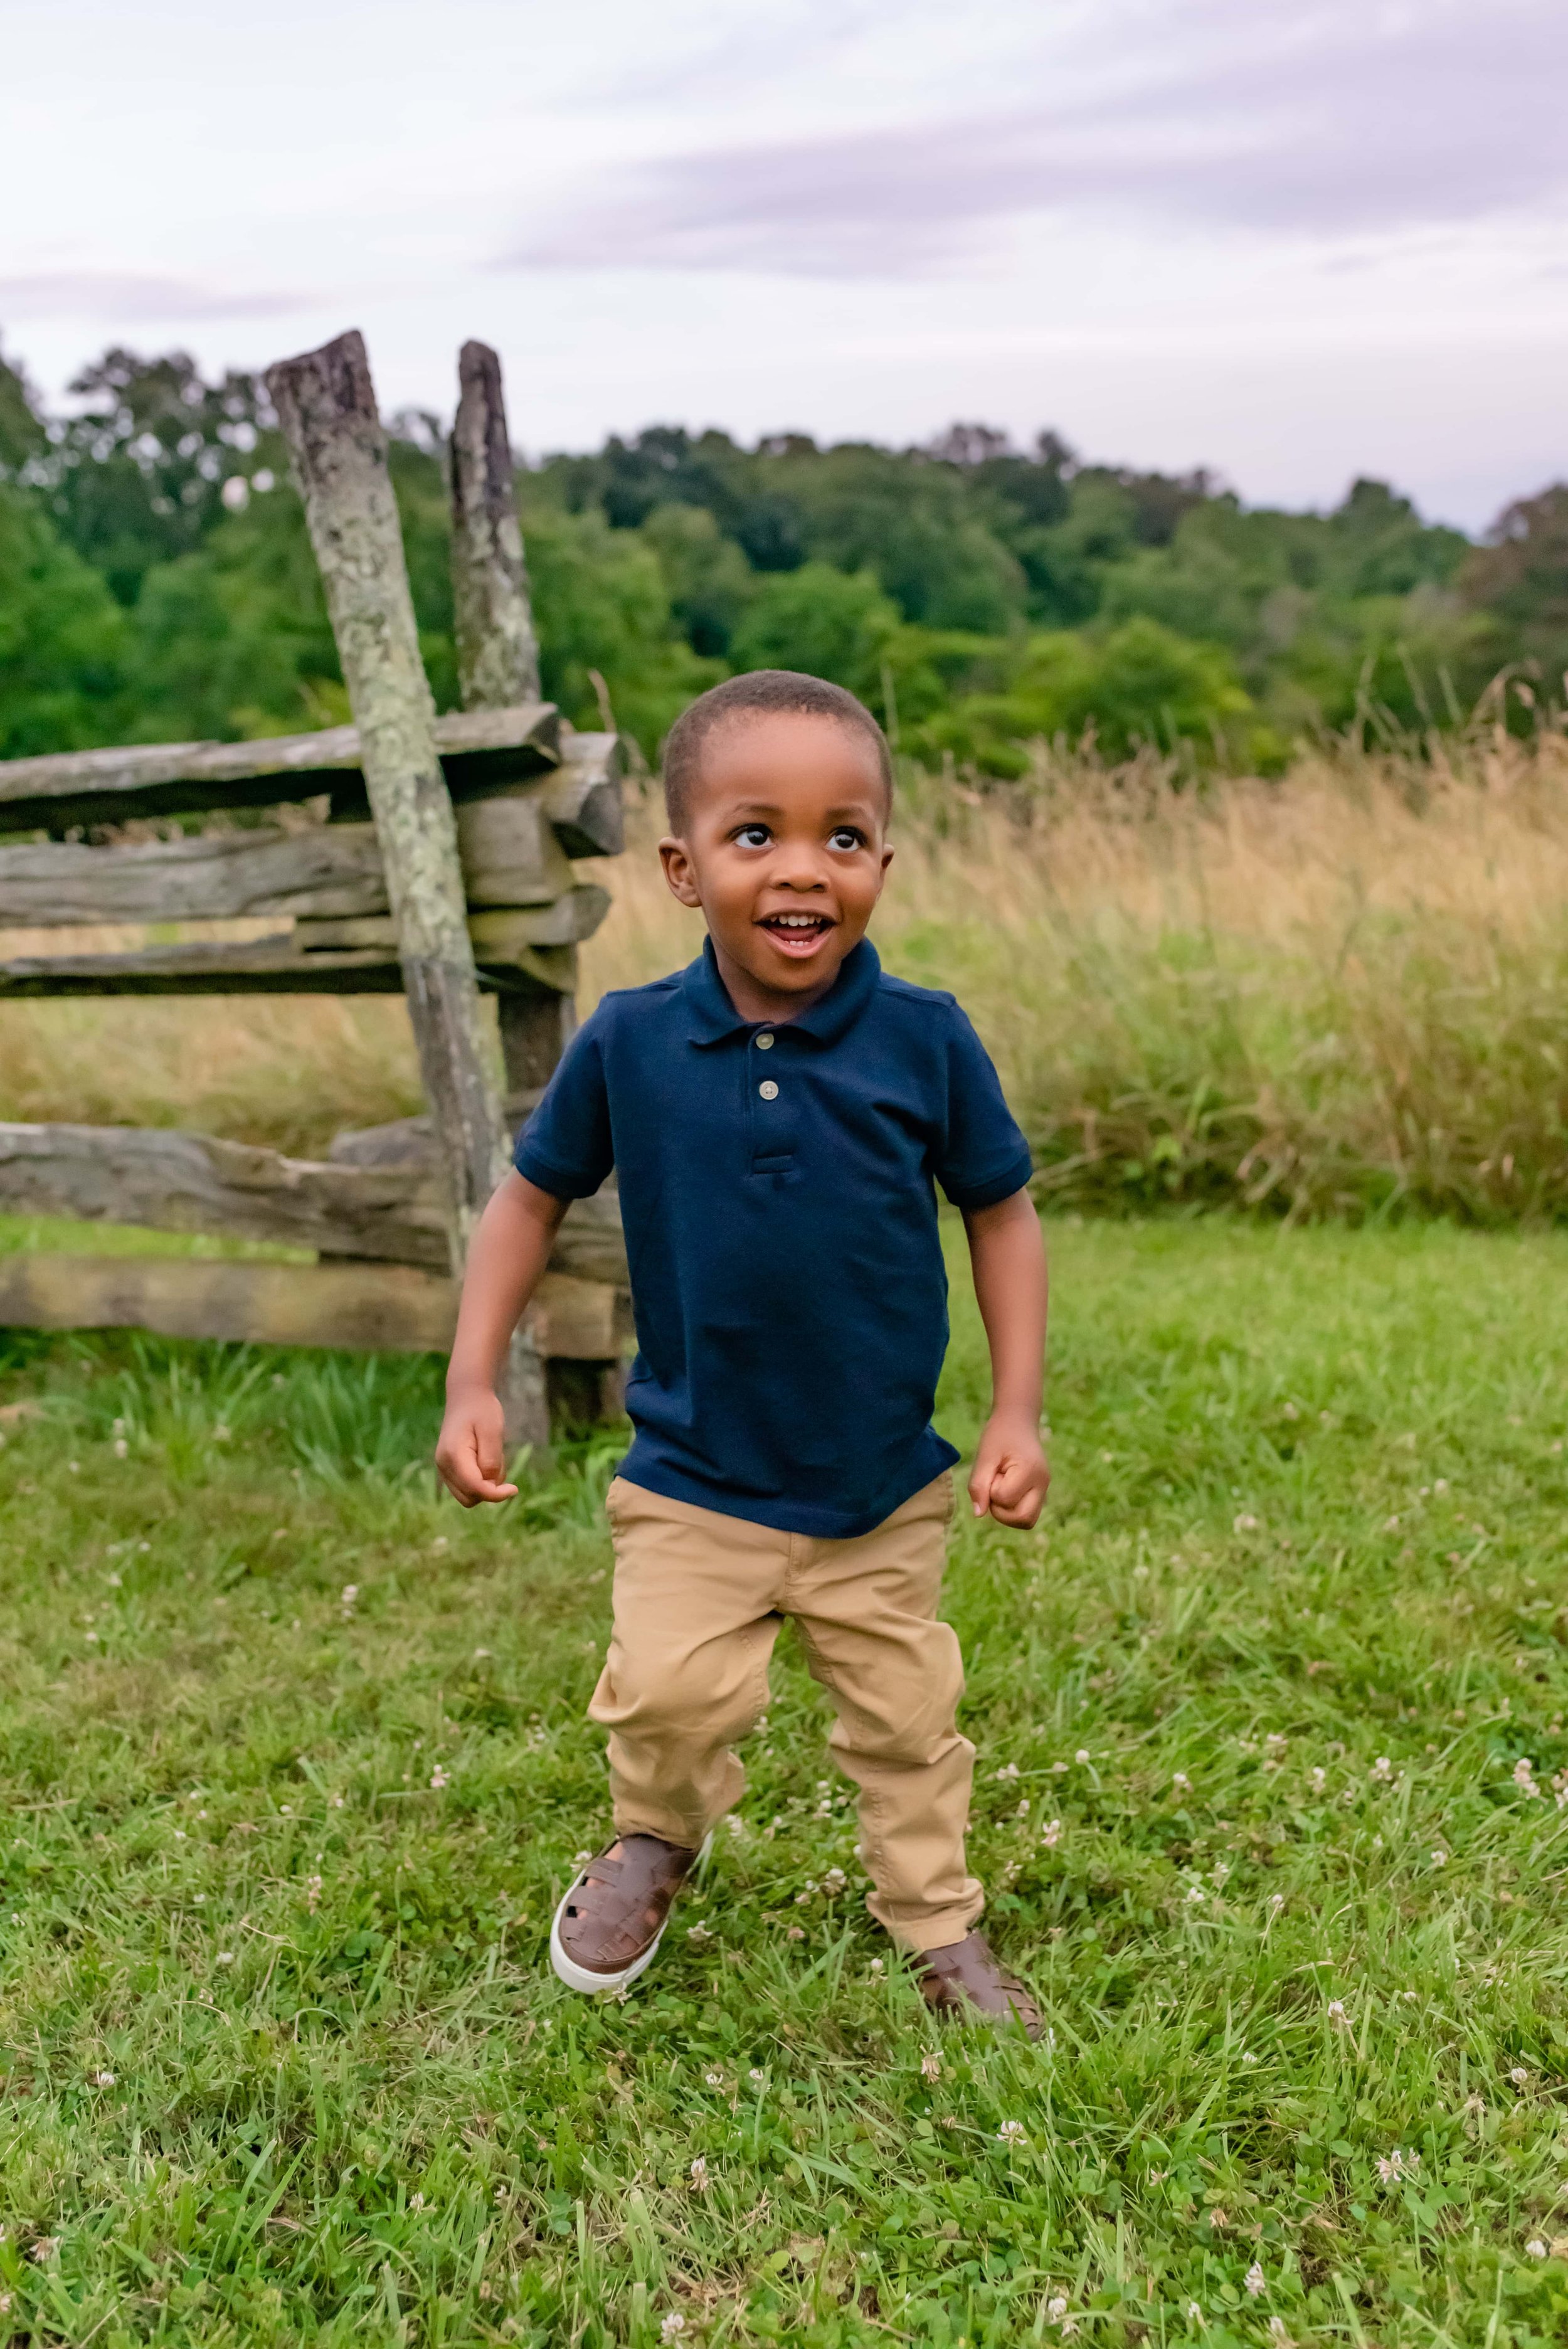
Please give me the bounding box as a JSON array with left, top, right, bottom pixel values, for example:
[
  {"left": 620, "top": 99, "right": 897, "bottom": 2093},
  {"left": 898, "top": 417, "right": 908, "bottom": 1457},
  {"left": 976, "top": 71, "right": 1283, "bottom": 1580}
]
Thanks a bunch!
[
  {"left": 969, "top": 1410, "right": 1051, "bottom": 1529},
  {"left": 435, "top": 1386, "right": 519, "bottom": 1507}
]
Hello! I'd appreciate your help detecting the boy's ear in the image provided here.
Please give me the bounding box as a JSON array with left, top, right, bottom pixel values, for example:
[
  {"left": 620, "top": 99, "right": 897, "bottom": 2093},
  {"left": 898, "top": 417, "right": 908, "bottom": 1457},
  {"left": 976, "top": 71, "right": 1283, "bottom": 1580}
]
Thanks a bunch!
[{"left": 658, "top": 835, "right": 703, "bottom": 908}]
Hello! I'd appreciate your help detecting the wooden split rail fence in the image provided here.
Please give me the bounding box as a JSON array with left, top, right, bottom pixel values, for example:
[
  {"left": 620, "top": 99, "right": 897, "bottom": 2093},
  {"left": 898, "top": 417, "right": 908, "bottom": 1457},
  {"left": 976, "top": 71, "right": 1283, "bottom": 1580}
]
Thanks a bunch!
[{"left": 0, "top": 332, "right": 632, "bottom": 1444}]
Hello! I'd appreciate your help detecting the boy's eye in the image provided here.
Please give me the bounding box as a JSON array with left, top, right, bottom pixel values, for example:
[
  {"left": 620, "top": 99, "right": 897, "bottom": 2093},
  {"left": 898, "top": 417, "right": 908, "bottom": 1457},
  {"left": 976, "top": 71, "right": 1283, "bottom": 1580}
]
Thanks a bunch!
[
  {"left": 828, "top": 827, "right": 864, "bottom": 851},
  {"left": 735, "top": 824, "right": 771, "bottom": 848}
]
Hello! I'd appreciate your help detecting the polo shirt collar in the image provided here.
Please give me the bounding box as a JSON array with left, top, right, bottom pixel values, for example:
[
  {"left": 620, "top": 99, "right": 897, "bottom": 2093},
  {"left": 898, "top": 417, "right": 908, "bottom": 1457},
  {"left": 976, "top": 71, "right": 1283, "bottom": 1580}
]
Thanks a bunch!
[{"left": 682, "top": 936, "right": 881, "bottom": 1047}]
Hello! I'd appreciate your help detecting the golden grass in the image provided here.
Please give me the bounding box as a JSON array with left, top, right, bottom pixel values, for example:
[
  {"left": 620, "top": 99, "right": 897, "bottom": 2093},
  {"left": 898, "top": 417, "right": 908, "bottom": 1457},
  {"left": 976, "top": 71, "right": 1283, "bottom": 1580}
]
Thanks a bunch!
[{"left": 5, "top": 728, "right": 1567, "bottom": 1216}]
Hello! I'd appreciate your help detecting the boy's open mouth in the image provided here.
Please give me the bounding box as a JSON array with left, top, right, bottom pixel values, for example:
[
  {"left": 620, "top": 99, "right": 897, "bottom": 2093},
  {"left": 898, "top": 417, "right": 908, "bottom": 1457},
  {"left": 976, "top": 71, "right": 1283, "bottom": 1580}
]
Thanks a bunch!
[{"left": 758, "top": 911, "right": 835, "bottom": 958}]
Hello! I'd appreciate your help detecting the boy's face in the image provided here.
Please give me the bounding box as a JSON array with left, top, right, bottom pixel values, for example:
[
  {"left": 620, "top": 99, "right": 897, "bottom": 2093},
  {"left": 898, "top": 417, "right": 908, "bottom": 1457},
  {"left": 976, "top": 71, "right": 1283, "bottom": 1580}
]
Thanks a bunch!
[{"left": 658, "top": 711, "right": 893, "bottom": 1017}]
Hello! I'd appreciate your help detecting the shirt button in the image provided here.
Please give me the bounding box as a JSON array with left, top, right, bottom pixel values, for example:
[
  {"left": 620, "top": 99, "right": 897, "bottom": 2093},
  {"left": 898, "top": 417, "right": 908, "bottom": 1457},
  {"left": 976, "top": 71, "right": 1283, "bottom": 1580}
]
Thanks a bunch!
[
  {"left": 755, "top": 1032, "right": 775, "bottom": 1049},
  {"left": 758, "top": 1079, "right": 779, "bottom": 1101}
]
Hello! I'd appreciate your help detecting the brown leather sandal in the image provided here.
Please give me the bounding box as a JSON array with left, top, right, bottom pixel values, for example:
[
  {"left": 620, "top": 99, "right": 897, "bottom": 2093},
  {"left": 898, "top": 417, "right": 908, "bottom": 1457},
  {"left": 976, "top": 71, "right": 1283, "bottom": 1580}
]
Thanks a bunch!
[
  {"left": 549, "top": 1831, "right": 711, "bottom": 1993},
  {"left": 912, "top": 1931, "right": 1044, "bottom": 2038}
]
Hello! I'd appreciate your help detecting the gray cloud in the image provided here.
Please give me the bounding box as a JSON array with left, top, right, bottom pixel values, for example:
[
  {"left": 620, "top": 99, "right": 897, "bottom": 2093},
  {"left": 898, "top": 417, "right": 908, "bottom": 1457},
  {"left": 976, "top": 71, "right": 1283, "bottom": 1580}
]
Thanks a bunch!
[
  {"left": 0, "top": 274, "right": 304, "bottom": 322},
  {"left": 506, "top": 1, "right": 1568, "bottom": 277}
]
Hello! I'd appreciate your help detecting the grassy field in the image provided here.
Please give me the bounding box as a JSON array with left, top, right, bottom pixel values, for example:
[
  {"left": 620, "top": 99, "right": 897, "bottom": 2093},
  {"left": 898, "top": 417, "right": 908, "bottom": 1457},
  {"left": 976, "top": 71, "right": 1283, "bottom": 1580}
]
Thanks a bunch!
[
  {"left": 1, "top": 1215, "right": 1567, "bottom": 2344},
  {"left": 3, "top": 732, "right": 1565, "bottom": 1222}
]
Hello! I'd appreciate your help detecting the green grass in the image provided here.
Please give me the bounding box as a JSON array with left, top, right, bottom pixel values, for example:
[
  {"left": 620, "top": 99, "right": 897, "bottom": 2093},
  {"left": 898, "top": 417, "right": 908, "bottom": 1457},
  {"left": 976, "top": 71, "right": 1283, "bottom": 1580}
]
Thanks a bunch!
[{"left": 2, "top": 1216, "right": 1568, "bottom": 2345}]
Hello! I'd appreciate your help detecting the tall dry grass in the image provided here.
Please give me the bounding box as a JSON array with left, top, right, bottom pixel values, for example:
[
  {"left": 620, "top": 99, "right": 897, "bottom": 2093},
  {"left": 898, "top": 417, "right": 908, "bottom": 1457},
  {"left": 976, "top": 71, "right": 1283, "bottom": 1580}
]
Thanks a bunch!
[{"left": 4, "top": 729, "right": 1567, "bottom": 1217}]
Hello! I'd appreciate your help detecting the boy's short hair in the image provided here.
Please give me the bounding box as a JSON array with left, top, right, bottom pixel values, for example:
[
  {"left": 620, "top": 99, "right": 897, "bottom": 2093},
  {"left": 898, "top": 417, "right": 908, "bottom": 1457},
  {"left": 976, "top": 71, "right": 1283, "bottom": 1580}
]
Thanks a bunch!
[{"left": 661, "top": 670, "right": 893, "bottom": 834}]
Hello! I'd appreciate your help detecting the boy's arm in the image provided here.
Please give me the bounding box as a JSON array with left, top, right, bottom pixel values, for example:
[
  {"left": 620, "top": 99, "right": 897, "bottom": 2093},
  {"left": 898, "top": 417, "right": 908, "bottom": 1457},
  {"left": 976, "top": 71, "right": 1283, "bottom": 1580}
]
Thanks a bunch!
[
  {"left": 435, "top": 1172, "right": 569, "bottom": 1505},
  {"left": 961, "top": 1187, "right": 1050, "bottom": 1529}
]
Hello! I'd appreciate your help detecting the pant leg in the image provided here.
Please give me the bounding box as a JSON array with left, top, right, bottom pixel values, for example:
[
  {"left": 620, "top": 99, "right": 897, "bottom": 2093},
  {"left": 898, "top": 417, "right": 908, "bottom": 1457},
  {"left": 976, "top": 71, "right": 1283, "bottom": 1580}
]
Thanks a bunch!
[
  {"left": 588, "top": 1478, "right": 787, "bottom": 1849},
  {"left": 786, "top": 1471, "right": 982, "bottom": 1953}
]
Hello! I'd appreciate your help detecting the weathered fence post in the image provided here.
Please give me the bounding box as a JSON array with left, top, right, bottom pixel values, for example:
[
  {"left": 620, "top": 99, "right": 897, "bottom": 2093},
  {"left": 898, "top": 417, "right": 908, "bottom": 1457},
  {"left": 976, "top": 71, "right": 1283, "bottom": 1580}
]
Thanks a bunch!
[
  {"left": 267, "top": 328, "right": 550, "bottom": 1453},
  {"left": 452, "top": 339, "right": 541, "bottom": 709},
  {"left": 450, "top": 339, "right": 576, "bottom": 1098}
]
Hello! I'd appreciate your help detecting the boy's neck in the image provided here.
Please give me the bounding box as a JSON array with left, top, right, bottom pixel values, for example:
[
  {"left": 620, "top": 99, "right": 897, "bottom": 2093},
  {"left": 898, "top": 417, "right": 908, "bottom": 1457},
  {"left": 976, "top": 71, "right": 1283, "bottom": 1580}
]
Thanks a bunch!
[{"left": 709, "top": 936, "right": 848, "bottom": 1026}]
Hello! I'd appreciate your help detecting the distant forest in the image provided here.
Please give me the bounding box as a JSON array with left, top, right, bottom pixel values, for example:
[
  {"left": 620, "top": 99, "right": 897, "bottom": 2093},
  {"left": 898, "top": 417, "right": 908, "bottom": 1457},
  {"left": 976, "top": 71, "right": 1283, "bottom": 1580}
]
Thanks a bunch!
[{"left": 3, "top": 340, "right": 1565, "bottom": 774}]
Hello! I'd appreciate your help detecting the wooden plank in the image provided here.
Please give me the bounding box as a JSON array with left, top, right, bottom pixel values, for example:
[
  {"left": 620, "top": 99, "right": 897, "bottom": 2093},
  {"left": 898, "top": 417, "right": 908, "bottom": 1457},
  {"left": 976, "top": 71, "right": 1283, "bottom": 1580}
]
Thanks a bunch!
[
  {"left": 0, "top": 932, "right": 583, "bottom": 999},
  {"left": 0, "top": 800, "right": 574, "bottom": 929},
  {"left": 455, "top": 792, "right": 573, "bottom": 908},
  {"left": 527, "top": 1273, "right": 630, "bottom": 1361},
  {"left": 0, "top": 1253, "right": 458, "bottom": 1352},
  {"left": 0, "top": 825, "right": 388, "bottom": 927},
  {"left": 452, "top": 339, "right": 541, "bottom": 708},
  {"left": 0, "top": 703, "right": 559, "bottom": 838},
  {"left": 0, "top": 1119, "right": 630, "bottom": 1281},
  {"left": 267, "top": 329, "right": 514, "bottom": 1295},
  {"left": 294, "top": 887, "right": 609, "bottom": 956},
  {"left": 0, "top": 1121, "right": 450, "bottom": 1268},
  {"left": 0, "top": 1253, "right": 626, "bottom": 1361},
  {"left": 540, "top": 729, "right": 626, "bottom": 859},
  {"left": 0, "top": 937, "right": 401, "bottom": 997}
]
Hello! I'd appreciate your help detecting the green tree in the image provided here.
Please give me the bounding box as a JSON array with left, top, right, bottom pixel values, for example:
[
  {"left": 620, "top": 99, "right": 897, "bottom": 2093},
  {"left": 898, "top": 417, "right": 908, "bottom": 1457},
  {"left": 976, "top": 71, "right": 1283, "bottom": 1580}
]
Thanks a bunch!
[
  {"left": 0, "top": 483, "right": 129, "bottom": 756},
  {"left": 642, "top": 502, "right": 756, "bottom": 657},
  {"left": 909, "top": 617, "right": 1254, "bottom": 775},
  {"left": 0, "top": 339, "right": 46, "bottom": 478},
  {"left": 729, "top": 563, "right": 900, "bottom": 698},
  {"left": 521, "top": 499, "right": 721, "bottom": 753},
  {"left": 1459, "top": 485, "right": 1568, "bottom": 703},
  {"left": 43, "top": 347, "right": 283, "bottom": 606}
]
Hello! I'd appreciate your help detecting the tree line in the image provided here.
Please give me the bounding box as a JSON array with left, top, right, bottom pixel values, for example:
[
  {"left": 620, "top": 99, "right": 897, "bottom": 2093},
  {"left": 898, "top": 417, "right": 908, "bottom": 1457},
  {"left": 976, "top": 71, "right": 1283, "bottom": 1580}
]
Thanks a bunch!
[{"left": 2, "top": 340, "right": 1564, "bottom": 774}]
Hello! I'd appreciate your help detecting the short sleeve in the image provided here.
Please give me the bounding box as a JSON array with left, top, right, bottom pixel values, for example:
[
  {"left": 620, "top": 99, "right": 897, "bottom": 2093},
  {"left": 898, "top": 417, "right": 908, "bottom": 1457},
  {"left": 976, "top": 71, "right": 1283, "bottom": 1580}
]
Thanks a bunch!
[
  {"left": 931, "top": 1006, "right": 1034, "bottom": 1211},
  {"left": 513, "top": 1014, "right": 614, "bottom": 1200}
]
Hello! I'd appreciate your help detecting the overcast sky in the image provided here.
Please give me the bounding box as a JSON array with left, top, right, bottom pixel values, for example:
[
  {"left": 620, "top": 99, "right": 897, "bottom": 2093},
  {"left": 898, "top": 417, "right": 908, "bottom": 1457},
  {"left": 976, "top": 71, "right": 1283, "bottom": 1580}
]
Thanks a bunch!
[{"left": 3, "top": 0, "right": 1565, "bottom": 528}]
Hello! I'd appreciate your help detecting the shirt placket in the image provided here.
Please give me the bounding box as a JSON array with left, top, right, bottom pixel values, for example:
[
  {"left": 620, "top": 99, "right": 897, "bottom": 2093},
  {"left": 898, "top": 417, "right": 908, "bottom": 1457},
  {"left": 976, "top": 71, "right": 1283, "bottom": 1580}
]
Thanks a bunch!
[{"left": 746, "top": 1024, "right": 800, "bottom": 1174}]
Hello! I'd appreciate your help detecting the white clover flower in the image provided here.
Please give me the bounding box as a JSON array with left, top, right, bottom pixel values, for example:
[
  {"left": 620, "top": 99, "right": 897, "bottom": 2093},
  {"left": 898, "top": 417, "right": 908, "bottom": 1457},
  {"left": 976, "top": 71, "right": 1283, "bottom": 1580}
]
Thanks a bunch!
[
  {"left": 688, "top": 2157, "right": 708, "bottom": 2191},
  {"left": 1046, "top": 2296, "right": 1068, "bottom": 2321},
  {"left": 1327, "top": 2000, "right": 1348, "bottom": 2025},
  {"left": 1511, "top": 2065, "right": 1532, "bottom": 2087},
  {"left": 749, "top": 2067, "right": 766, "bottom": 2084},
  {"left": 1431, "top": 1848, "right": 1448, "bottom": 1865},
  {"left": 1234, "top": 1514, "right": 1259, "bottom": 1533},
  {"left": 1171, "top": 1772, "right": 1192, "bottom": 1795},
  {"left": 921, "top": 2052, "right": 941, "bottom": 2080},
  {"left": 868, "top": 1957, "right": 884, "bottom": 1975},
  {"left": 90, "top": 2069, "right": 115, "bottom": 2086},
  {"left": 410, "top": 2192, "right": 426, "bottom": 2211},
  {"left": 216, "top": 1951, "right": 234, "bottom": 1966},
  {"left": 1185, "top": 2304, "right": 1204, "bottom": 2327},
  {"left": 428, "top": 1766, "right": 449, "bottom": 1791},
  {"left": 1244, "top": 2262, "right": 1266, "bottom": 2298},
  {"left": 1309, "top": 1767, "right": 1327, "bottom": 1793},
  {"left": 661, "top": 2318, "right": 687, "bottom": 2343},
  {"left": 997, "top": 2119, "right": 1027, "bottom": 2145},
  {"left": 1074, "top": 1749, "right": 1089, "bottom": 1765},
  {"left": 704, "top": 2070, "right": 726, "bottom": 2088},
  {"left": 1041, "top": 1818, "right": 1062, "bottom": 1848},
  {"left": 1514, "top": 1759, "right": 1542, "bottom": 1797},
  {"left": 1527, "top": 2238, "right": 1548, "bottom": 2259},
  {"left": 1370, "top": 1756, "right": 1393, "bottom": 1783}
]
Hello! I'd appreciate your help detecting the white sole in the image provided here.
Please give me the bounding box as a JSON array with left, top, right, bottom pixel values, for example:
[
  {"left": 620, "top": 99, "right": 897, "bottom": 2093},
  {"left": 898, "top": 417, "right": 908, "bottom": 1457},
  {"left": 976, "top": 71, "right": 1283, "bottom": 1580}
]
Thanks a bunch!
[{"left": 549, "top": 1831, "right": 714, "bottom": 1996}]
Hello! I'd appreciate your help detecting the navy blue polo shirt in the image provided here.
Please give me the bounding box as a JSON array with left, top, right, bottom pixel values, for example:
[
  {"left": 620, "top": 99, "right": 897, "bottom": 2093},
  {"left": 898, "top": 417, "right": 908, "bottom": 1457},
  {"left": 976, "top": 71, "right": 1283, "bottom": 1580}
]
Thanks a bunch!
[{"left": 514, "top": 937, "right": 1033, "bottom": 1538}]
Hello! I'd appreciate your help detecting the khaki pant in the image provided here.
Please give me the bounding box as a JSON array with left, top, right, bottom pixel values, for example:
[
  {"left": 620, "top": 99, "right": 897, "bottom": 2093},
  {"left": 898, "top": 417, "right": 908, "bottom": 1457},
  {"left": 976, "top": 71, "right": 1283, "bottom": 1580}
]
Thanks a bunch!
[{"left": 590, "top": 1471, "right": 983, "bottom": 1953}]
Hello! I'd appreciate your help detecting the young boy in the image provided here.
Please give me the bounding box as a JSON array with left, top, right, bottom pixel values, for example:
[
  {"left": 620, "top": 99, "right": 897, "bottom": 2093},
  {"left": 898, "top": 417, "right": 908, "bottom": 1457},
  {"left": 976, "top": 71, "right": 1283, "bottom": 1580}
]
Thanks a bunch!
[{"left": 436, "top": 671, "right": 1050, "bottom": 2032}]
